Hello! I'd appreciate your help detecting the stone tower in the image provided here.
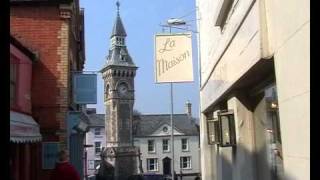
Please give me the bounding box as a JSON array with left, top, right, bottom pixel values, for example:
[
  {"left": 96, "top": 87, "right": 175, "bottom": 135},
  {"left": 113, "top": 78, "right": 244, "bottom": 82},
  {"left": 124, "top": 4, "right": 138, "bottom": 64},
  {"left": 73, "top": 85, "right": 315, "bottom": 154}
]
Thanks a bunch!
[{"left": 100, "top": 2, "right": 139, "bottom": 179}]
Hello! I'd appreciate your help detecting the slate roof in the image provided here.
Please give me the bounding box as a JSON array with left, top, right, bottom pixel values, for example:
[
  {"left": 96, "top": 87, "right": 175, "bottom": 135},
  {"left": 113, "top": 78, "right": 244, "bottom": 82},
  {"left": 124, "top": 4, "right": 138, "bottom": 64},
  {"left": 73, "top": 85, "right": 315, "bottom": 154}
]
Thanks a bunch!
[
  {"left": 111, "top": 14, "right": 127, "bottom": 38},
  {"left": 87, "top": 114, "right": 105, "bottom": 127},
  {"left": 86, "top": 113, "right": 199, "bottom": 137},
  {"left": 133, "top": 114, "right": 199, "bottom": 137},
  {"left": 104, "top": 46, "right": 136, "bottom": 68}
]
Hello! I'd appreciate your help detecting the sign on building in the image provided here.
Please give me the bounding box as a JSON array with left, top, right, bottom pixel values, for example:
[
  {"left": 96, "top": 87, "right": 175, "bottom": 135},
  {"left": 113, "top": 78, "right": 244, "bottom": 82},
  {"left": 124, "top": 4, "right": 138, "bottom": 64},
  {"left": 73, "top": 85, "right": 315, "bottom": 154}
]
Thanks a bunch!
[
  {"left": 73, "top": 73, "right": 97, "bottom": 104},
  {"left": 154, "top": 33, "right": 194, "bottom": 83}
]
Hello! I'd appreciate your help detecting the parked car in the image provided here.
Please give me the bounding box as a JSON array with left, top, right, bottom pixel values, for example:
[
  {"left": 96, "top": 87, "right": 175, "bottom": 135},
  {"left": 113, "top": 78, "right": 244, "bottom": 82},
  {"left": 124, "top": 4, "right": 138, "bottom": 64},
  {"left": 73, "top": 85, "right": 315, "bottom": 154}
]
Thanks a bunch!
[{"left": 127, "top": 174, "right": 171, "bottom": 180}]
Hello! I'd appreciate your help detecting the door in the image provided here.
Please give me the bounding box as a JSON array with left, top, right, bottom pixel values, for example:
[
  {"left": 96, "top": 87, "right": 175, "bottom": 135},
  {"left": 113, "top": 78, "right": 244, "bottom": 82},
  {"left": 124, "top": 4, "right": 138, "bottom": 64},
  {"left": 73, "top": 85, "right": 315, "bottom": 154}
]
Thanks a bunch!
[{"left": 162, "top": 157, "right": 171, "bottom": 175}]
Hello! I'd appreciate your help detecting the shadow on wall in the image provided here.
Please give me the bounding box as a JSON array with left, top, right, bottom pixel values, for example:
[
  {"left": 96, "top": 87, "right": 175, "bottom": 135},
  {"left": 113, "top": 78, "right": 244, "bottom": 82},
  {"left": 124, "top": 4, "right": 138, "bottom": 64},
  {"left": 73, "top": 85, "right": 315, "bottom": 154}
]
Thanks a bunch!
[{"left": 216, "top": 143, "right": 298, "bottom": 180}]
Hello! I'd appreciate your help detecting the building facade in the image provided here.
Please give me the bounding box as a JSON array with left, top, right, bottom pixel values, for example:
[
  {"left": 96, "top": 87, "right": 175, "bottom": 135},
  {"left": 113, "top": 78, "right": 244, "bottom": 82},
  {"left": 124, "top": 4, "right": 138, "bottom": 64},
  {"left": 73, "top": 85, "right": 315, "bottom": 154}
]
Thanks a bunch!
[
  {"left": 100, "top": 2, "right": 139, "bottom": 179},
  {"left": 84, "top": 109, "right": 106, "bottom": 178},
  {"left": 133, "top": 112, "right": 200, "bottom": 180},
  {"left": 10, "top": 35, "right": 42, "bottom": 180},
  {"left": 10, "top": 0, "right": 87, "bottom": 179},
  {"left": 196, "top": 0, "right": 309, "bottom": 180}
]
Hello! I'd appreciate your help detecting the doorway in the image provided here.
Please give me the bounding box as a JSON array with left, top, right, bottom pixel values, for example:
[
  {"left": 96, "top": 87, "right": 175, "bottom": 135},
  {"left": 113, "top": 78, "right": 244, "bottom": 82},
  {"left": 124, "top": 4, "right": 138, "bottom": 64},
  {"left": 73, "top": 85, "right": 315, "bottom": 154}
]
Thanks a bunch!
[
  {"left": 163, "top": 157, "right": 171, "bottom": 175},
  {"left": 252, "top": 84, "right": 284, "bottom": 180}
]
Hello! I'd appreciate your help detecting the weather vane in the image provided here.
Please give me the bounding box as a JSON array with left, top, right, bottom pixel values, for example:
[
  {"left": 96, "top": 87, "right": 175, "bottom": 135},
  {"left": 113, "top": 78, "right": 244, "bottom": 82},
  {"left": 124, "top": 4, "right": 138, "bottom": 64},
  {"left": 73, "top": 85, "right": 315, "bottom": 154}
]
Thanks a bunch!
[{"left": 116, "top": 0, "right": 120, "bottom": 13}]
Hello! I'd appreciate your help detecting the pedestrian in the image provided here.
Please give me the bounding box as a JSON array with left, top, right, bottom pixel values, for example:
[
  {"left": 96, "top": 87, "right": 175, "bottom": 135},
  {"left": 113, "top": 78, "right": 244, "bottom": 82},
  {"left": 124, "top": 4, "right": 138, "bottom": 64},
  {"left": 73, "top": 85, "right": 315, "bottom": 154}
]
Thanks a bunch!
[{"left": 50, "top": 149, "right": 80, "bottom": 180}]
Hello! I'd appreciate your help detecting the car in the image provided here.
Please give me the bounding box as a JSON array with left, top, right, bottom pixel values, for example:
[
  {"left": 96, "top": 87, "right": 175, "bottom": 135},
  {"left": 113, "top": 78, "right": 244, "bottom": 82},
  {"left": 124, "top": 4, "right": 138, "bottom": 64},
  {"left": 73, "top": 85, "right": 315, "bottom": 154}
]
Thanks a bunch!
[{"left": 127, "top": 174, "right": 171, "bottom": 180}]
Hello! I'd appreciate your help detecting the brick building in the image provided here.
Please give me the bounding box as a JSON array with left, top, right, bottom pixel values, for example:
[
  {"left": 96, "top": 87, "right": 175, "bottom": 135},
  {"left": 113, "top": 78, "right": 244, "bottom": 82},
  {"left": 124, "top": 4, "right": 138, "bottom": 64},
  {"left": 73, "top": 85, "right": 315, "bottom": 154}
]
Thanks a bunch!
[
  {"left": 10, "top": 0, "right": 86, "bottom": 179},
  {"left": 10, "top": 35, "right": 41, "bottom": 180}
]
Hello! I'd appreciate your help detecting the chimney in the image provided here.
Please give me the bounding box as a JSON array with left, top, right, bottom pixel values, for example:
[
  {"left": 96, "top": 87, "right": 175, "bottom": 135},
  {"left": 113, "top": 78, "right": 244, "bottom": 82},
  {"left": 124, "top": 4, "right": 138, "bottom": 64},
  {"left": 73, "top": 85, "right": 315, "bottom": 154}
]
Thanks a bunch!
[{"left": 185, "top": 100, "right": 192, "bottom": 117}]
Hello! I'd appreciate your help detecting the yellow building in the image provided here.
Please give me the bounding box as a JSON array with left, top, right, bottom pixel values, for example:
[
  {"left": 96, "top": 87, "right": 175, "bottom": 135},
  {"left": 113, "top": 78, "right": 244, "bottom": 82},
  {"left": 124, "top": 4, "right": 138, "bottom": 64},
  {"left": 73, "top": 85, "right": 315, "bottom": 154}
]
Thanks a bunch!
[{"left": 196, "top": 0, "right": 309, "bottom": 179}]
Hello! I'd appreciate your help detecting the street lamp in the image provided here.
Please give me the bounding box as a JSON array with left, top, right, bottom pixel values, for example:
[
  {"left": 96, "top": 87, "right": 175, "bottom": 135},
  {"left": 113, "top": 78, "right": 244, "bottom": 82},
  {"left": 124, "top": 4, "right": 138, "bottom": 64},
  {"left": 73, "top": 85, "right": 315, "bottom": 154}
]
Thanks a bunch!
[
  {"left": 167, "top": 18, "right": 187, "bottom": 26},
  {"left": 160, "top": 18, "right": 188, "bottom": 180}
]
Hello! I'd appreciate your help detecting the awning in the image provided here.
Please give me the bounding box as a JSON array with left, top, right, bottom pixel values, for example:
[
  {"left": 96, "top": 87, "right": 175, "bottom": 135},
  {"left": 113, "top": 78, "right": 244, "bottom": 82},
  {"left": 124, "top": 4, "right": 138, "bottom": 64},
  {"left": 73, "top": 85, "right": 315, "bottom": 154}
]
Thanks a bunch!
[{"left": 10, "top": 111, "right": 42, "bottom": 143}]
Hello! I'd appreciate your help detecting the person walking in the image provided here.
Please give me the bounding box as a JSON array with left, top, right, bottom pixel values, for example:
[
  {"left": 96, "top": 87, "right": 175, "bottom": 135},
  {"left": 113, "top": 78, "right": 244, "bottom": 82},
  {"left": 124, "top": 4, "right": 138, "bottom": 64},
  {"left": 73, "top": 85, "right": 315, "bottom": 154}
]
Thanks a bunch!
[{"left": 50, "top": 149, "right": 80, "bottom": 180}]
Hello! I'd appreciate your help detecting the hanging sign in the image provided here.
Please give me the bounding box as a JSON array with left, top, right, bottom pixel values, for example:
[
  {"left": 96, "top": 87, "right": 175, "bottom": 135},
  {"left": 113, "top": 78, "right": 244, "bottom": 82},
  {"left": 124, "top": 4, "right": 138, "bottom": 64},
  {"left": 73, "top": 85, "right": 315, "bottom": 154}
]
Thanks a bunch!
[
  {"left": 73, "top": 73, "right": 97, "bottom": 104},
  {"left": 154, "top": 33, "right": 194, "bottom": 83}
]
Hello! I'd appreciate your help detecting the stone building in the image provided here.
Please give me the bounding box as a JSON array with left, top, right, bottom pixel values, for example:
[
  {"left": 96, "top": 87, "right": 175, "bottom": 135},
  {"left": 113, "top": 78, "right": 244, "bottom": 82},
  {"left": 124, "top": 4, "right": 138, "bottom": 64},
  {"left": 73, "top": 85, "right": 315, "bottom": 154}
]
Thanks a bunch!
[
  {"left": 10, "top": 0, "right": 87, "bottom": 179},
  {"left": 100, "top": 2, "right": 140, "bottom": 179},
  {"left": 196, "top": 0, "right": 309, "bottom": 180}
]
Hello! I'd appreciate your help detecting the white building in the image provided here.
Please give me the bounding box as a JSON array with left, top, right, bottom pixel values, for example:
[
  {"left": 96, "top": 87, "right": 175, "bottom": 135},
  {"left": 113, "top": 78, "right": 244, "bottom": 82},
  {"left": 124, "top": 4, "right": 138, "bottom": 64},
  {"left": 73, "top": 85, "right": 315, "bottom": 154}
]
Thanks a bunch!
[
  {"left": 133, "top": 109, "right": 200, "bottom": 180},
  {"left": 85, "top": 109, "right": 106, "bottom": 178},
  {"left": 196, "top": 0, "right": 309, "bottom": 180}
]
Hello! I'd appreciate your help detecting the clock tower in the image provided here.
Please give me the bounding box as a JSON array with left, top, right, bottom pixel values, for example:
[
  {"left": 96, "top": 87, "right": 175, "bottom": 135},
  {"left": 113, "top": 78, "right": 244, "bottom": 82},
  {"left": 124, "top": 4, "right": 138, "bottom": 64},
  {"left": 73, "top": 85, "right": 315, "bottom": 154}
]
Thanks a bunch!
[{"left": 100, "top": 1, "right": 139, "bottom": 179}]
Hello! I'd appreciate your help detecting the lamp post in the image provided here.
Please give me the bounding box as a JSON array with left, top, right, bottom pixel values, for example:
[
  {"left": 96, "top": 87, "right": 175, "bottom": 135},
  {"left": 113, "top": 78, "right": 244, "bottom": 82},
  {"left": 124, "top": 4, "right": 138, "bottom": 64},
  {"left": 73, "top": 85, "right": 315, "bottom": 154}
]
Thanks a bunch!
[{"left": 161, "top": 18, "right": 187, "bottom": 180}]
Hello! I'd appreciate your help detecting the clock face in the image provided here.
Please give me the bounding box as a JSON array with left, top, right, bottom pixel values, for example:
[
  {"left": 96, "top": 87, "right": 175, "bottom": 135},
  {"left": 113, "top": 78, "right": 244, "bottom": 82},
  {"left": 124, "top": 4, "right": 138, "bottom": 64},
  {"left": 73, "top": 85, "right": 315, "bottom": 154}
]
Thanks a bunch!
[{"left": 118, "top": 83, "right": 128, "bottom": 96}]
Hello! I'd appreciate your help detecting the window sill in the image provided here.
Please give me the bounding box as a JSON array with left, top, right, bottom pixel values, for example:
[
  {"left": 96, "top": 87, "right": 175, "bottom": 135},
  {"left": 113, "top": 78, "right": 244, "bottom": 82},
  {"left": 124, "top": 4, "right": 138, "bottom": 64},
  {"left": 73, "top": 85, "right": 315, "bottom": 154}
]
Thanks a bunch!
[
  {"left": 181, "top": 167, "right": 192, "bottom": 170},
  {"left": 148, "top": 151, "right": 156, "bottom": 154}
]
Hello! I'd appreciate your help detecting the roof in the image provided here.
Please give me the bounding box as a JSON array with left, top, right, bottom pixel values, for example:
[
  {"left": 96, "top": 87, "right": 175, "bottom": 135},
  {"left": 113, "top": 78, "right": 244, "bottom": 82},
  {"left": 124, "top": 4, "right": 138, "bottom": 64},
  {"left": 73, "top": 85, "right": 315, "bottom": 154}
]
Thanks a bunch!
[
  {"left": 111, "top": 13, "right": 127, "bottom": 38},
  {"left": 87, "top": 114, "right": 105, "bottom": 127},
  {"left": 86, "top": 113, "right": 199, "bottom": 137},
  {"left": 133, "top": 114, "right": 199, "bottom": 137},
  {"left": 103, "top": 47, "right": 136, "bottom": 68}
]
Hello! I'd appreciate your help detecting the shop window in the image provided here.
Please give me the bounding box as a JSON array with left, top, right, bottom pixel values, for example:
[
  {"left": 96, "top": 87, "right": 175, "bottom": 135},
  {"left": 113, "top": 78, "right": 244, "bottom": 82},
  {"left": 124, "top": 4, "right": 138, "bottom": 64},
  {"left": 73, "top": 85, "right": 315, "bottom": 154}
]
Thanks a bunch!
[
  {"left": 265, "top": 85, "right": 284, "bottom": 179},
  {"left": 180, "top": 156, "right": 191, "bottom": 169},
  {"left": 147, "top": 158, "right": 158, "bottom": 171}
]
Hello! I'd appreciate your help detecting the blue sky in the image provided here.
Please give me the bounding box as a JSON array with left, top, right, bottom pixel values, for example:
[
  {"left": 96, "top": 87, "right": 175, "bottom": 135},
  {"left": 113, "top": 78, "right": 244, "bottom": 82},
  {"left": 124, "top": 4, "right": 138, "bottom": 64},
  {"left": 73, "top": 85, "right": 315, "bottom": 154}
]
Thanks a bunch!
[{"left": 80, "top": 0, "right": 200, "bottom": 118}]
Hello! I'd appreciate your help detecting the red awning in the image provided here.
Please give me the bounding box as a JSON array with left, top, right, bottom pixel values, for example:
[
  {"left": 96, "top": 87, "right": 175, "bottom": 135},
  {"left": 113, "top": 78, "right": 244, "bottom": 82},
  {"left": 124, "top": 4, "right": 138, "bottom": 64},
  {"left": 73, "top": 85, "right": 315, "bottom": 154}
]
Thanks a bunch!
[{"left": 10, "top": 111, "right": 42, "bottom": 143}]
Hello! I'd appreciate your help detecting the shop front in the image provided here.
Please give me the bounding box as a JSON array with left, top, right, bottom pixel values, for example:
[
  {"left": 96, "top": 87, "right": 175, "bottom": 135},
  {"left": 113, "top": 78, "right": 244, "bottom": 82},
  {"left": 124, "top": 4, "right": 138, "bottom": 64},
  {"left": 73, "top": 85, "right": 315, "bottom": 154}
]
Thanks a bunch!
[{"left": 10, "top": 111, "right": 42, "bottom": 180}]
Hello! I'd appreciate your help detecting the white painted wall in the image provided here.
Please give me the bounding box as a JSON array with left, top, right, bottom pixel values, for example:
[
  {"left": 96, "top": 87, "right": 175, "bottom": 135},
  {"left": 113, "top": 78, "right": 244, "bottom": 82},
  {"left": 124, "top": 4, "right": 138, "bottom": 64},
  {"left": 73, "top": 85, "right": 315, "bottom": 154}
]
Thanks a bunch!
[{"left": 85, "top": 127, "right": 106, "bottom": 176}]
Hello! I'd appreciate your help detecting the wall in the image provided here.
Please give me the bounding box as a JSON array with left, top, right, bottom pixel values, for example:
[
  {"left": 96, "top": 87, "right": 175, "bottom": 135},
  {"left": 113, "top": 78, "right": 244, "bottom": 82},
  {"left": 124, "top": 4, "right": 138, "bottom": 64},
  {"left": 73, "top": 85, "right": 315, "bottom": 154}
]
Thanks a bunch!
[
  {"left": 134, "top": 135, "right": 200, "bottom": 175},
  {"left": 197, "top": 0, "right": 261, "bottom": 179}
]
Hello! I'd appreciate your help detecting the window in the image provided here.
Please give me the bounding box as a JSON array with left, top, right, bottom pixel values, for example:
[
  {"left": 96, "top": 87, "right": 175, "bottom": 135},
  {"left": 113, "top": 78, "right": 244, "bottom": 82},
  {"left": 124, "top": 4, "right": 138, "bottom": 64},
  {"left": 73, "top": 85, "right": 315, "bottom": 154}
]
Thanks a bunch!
[
  {"left": 163, "top": 139, "right": 170, "bottom": 152},
  {"left": 95, "top": 142, "right": 102, "bottom": 154},
  {"left": 181, "top": 139, "right": 189, "bottom": 151},
  {"left": 10, "top": 63, "right": 17, "bottom": 106},
  {"left": 180, "top": 156, "right": 191, "bottom": 169},
  {"left": 148, "top": 140, "right": 155, "bottom": 153},
  {"left": 94, "top": 128, "right": 101, "bottom": 136},
  {"left": 163, "top": 126, "right": 168, "bottom": 133},
  {"left": 215, "top": 0, "right": 235, "bottom": 30},
  {"left": 147, "top": 158, "right": 158, "bottom": 171}
]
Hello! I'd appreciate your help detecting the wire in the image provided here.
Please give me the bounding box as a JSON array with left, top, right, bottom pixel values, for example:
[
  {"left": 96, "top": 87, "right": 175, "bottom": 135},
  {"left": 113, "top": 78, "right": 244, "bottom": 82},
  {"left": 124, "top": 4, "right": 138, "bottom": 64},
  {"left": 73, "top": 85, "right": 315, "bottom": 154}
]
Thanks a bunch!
[{"left": 177, "top": 8, "right": 198, "bottom": 19}]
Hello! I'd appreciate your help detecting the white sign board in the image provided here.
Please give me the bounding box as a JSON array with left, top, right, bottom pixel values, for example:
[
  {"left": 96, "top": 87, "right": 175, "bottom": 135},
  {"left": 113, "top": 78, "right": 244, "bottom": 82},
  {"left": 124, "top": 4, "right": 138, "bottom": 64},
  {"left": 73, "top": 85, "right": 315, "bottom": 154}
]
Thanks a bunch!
[{"left": 154, "top": 33, "right": 194, "bottom": 83}]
